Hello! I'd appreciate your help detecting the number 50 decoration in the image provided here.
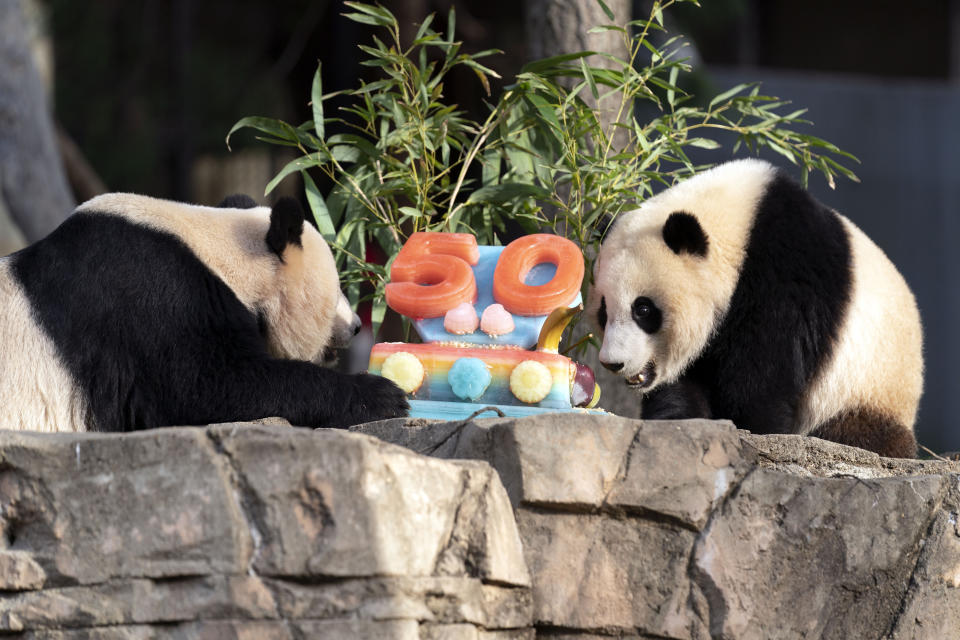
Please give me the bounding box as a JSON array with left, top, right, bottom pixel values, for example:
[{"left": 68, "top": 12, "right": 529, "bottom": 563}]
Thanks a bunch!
[{"left": 385, "top": 232, "right": 584, "bottom": 318}]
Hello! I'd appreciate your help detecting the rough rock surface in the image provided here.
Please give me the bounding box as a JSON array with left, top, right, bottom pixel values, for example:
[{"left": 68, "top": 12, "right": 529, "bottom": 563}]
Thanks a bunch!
[
  {"left": 3, "top": 415, "right": 957, "bottom": 639},
  {"left": 0, "top": 424, "right": 532, "bottom": 638},
  {"left": 355, "top": 414, "right": 960, "bottom": 640}
]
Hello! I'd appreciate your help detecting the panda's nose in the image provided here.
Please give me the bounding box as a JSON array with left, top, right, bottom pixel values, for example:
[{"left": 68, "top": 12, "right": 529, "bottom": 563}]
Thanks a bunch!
[
  {"left": 351, "top": 315, "right": 362, "bottom": 336},
  {"left": 600, "top": 360, "right": 624, "bottom": 373}
]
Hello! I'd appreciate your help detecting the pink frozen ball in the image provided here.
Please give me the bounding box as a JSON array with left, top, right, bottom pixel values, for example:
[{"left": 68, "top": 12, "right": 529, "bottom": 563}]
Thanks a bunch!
[
  {"left": 480, "top": 303, "right": 515, "bottom": 337},
  {"left": 444, "top": 302, "right": 479, "bottom": 335}
]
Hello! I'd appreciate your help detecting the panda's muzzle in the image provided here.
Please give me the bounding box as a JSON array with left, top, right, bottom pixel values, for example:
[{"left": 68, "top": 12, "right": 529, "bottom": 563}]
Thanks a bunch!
[{"left": 626, "top": 361, "right": 657, "bottom": 389}]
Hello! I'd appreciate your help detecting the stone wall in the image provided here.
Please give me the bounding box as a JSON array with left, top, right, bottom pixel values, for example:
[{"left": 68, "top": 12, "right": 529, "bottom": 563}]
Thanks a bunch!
[
  {"left": 0, "top": 424, "right": 532, "bottom": 639},
  {"left": 1, "top": 416, "right": 958, "bottom": 639},
  {"left": 356, "top": 414, "right": 960, "bottom": 640}
]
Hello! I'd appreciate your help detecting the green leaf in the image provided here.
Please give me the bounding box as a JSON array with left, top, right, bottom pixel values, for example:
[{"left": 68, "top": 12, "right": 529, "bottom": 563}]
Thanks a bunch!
[
  {"left": 588, "top": 25, "right": 626, "bottom": 34},
  {"left": 666, "top": 65, "right": 678, "bottom": 108},
  {"left": 264, "top": 154, "right": 322, "bottom": 196},
  {"left": 765, "top": 139, "right": 797, "bottom": 164},
  {"left": 332, "top": 145, "right": 362, "bottom": 163},
  {"left": 414, "top": 12, "right": 436, "bottom": 43},
  {"left": 398, "top": 206, "right": 425, "bottom": 218},
  {"left": 302, "top": 171, "right": 336, "bottom": 243},
  {"left": 687, "top": 138, "right": 720, "bottom": 149},
  {"left": 343, "top": 12, "right": 392, "bottom": 27},
  {"left": 466, "top": 182, "right": 549, "bottom": 205},
  {"left": 344, "top": 1, "right": 396, "bottom": 23},
  {"left": 708, "top": 82, "right": 754, "bottom": 110},
  {"left": 596, "top": 0, "right": 616, "bottom": 20},
  {"left": 520, "top": 51, "right": 596, "bottom": 74},
  {"left": 525, "top": 94, "right": 563, "bottom": 139},
  {"left": 311, "top": 64, "right": 324, "bottom": 141},
  {"left": 371, "top": 294, "right": 388, "bottom": 341},
  {"left": 580, "top": 57, "right": 599, "bottom": 100},
  {"left": 226, "top": 116, "right": 297, "bottom": 151},
  {"left": 327, "top": 133, "right": 381, "bottom": 160}
]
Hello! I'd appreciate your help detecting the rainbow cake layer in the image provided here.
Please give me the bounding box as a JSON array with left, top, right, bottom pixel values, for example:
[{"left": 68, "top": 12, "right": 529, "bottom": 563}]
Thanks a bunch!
[{"left": 369, "top": 342, "right": 576, "bottom": 410}]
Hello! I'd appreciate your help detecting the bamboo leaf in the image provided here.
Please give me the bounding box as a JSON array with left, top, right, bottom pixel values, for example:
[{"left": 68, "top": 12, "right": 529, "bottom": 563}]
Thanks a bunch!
[
  {"left": 686, "top": 138, "right": 721, "bottom": 149},
  {"left": 666, "top": 65, "right": 678, "bottom": 108},
  {"left": 466, "top": 182, "right": 549, "bottom": 205},
  {"left": 264, "top": 154, "right": 322, "bottom": 195},
  {"left": 226, "top": 116, "right": 297, "bottom": 150},
  {"left": 343, "top": 12, "right": 392, "bottom": 27},
  {"left": 344, "top": 2, "right": 396, "bottom": 22},
  {"left": 588, "top": 25, "right": 626, "bottom": 34},
  {"left": 708, "top": 82, "right": 754, "bottom": 110},
  {"left": 371, "top": 293, "right": 388, "bottom": 341},
  {"left": 311, "top": 63, "right": 324, "bottom": 141},
  {"left": 413, "top": 12, "right": 435, "bottom": 43},
  {"left": 596, "top": 0, "right": 616, "bottom": 20},
  {"left": 302, "top": 171, "right": 336, "bottom": 243},
  {"left": 520, "top": 51, "right": 597, "bottom": 74},
  {"left": 580, "top": 57, "right": 599, "bottom": 100},
  {"left": 398, "top": 206, "right": 425, "bottom": 218}
]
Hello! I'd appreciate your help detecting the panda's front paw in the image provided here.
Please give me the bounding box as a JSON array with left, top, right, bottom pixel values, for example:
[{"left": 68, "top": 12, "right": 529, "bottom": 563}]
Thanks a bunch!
[{"left": 344, "top": 372, "right": 410, "bottom": 426}]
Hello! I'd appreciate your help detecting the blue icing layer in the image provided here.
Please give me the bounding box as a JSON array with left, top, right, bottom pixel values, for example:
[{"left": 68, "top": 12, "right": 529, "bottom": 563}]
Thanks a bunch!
[
  {"left": 448, "top": 357, "right": 492, "bottom": 401},
  {"left": 408, "top": 399, "right": 606, "bottom": 421},
  {"left": 414, "top": 245, "right": 581, "bottom": 348}
]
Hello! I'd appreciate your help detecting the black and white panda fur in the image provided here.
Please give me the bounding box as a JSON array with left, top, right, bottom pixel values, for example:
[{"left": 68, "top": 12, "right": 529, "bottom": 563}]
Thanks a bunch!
[
  {"left": 0, "top": 193, "right": 409, "bottom": 432},
  {"left": 587, "top": 159, "right": 923, "bottom": 458}
]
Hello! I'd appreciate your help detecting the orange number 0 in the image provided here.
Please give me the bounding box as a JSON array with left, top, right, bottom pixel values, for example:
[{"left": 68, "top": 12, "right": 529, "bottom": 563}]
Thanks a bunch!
[
  {"left": 493, "top": 234, "right": 584, "bottom": 316},
  {"left": 385, "top": 232, "right": 479, "bottom": 318}
]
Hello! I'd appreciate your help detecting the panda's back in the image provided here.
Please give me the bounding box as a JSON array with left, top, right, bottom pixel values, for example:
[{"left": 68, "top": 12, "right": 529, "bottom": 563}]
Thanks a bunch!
[
  {"left": 0, "top": 257, "right": 88, "bottom": 431},
  {"left": 799, "top": 214, "right": 923, "bottom": 433}
]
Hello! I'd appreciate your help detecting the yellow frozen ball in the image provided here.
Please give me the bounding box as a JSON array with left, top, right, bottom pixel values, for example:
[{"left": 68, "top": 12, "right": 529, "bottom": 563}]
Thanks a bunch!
[
  {"left": 381, "top": 351, "right": 425, "bottom": 394},
  {"left": 509, "top": 360, "right": 553, "bottom": 404}
]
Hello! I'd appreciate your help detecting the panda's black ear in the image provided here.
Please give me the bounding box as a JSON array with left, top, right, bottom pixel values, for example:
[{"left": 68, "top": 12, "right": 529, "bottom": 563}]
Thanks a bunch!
[
  {"left": 266, "top": 197, "right": 305, "bottom": 259},
  {"left": 662, "top": 211, "right": 708, "bottom": 257},
  {"left": 218, "top": 193, "right": 258, "bottom": 209}
]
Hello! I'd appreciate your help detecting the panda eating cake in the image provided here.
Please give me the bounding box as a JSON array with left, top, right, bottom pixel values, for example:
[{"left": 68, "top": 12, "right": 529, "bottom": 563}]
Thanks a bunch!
[
  {"left": 0, "top": 193, "right": 408, "bottom": 432},
  {"left": 368, "top": 232, "right": 602, "bottom": 420}
]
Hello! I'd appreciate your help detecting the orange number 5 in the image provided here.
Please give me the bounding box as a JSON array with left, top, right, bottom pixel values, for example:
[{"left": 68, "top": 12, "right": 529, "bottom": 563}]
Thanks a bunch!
[{"left": 385, "top": 232, "right": 479, "bottom": 318}]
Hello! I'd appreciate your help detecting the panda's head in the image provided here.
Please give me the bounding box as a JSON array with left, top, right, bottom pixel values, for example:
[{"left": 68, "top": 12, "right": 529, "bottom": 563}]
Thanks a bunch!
[
  {"left": 77, "top": 193, "right": 360, "bottom": 363},
  {"left": 251, "top": 196, "right": 361, "bottom": 360},
  {"left": 586, "top": 159, "right": 775, "bottom": 390}
]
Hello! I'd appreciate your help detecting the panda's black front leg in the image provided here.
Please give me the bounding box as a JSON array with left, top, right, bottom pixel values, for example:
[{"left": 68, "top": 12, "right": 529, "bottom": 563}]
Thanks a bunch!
[
  {"left": 191, "top": 358, "right": 410, "bottom": 429},
  {"left": 641, "top": 376, "right": 712, "bottom": 420},
  {"left": 336, "top": 369, "right": 412, "bottom": 427}
]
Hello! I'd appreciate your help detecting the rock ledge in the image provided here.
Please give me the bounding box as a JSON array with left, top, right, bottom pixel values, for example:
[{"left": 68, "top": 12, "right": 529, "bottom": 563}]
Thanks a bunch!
[{"left": 355, "top": 414, "right": 960, "bottom": 640}]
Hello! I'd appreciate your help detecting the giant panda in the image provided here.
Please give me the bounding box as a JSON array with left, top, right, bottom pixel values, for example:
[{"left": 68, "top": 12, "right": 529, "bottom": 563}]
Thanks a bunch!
[
  {"left": 587, "top": 159, "right": 923, "bottom": 458},
  {"left": 0, "top": 193, "right": 409, "bottom": 432}
]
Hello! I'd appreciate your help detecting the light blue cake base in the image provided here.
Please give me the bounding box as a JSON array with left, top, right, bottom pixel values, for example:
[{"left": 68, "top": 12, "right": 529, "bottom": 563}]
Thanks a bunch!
[{"left": 408, "top": 399, "right": 606, "bottom": 421}]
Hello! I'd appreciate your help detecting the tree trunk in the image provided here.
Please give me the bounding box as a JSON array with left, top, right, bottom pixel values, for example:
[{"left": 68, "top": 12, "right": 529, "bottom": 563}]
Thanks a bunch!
[
  {"left": 525, "top": 0, "right": 630, "bottom": 63},
  {"left": 0, "top": 0, "right": 74, "bottom": 242},
  {"left": 524, "top": 0, "right": 630, "bottom": 132}
]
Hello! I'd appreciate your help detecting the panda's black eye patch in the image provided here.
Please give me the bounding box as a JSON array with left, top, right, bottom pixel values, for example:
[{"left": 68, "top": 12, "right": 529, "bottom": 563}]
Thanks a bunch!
[
  {"left": 632, "top": 296, "right": 662, "bottom": 334},
  {"left": 597, "top": 296, "right": 608, "bottom": 329}
]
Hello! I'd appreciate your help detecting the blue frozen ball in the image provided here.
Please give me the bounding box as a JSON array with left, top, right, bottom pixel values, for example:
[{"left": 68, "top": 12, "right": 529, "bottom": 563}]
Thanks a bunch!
[{"left": 449, "top": 357, "right": 492, "bottom": 401}]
